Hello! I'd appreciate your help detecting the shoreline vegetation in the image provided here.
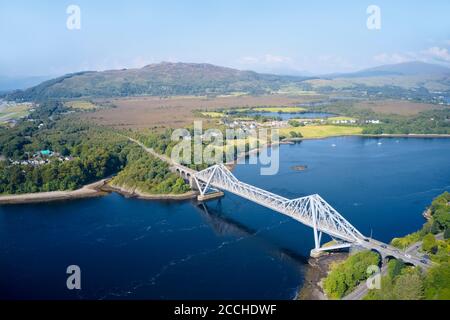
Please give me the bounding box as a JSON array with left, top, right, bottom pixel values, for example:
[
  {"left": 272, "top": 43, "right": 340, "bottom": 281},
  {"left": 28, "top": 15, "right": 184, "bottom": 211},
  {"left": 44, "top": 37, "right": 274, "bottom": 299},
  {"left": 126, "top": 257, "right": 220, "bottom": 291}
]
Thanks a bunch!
[
  {"left": 0, "top": 178, "right": 109, "bottom": 205},
  {"left": 1, "top": 134, "right": 450, "bottom": 205},
  {"left": 298, "top": 192, "right": 450, "bottom": 300},
  {"left": 0, "top": 177, "right": 198, "bottom": 205}
]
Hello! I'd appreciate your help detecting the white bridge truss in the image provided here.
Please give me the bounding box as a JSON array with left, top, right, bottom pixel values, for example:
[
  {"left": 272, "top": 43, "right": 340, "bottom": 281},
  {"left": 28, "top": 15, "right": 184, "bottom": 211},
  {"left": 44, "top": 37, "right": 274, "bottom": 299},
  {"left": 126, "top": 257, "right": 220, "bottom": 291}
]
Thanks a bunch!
[{"left": 193, "top": 164, "right": 365, "bottom": 252}]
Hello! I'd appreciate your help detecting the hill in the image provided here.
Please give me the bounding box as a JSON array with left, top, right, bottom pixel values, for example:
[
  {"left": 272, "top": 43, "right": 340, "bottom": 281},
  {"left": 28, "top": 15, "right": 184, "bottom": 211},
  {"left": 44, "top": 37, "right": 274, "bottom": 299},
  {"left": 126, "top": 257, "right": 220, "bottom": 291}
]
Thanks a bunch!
[
  {"left": 4, "top": 62, "right": 307, "bottom": 100},
  {"left": 306, "top": 61, "right": 450, "bottom": 97},
  {"left": 323, "top": 61, "right": 450, "bottom": 78}
]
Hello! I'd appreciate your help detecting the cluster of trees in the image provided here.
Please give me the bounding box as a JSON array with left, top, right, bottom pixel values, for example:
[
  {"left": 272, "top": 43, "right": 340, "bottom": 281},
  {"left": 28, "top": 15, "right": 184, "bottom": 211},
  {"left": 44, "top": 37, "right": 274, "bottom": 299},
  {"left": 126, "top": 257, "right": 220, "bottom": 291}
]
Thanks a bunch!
[
  {"left": 131, "top": 128, "right": 258, "bottom": 171},
  {"left": 288, "top": 119, "right": 303, "bottom": 127},
  {"left": 365, "top": 260, "right": 424, "bottom": 300},
  {"left": 365, "top": 259, "right": 450, "bottom": 300},
  {"left": 362, "top": 109, "right": 450, "bottom": 135},
  {"left": 391, "top": 192, "right": 450, "bottom": 253},
  {"left": 0, "top": 117, "right": 131, "bottom": 194},
  {"left": 312, "top": 101, "right": 450, "bottom": 135},
  {"left": 289, "top": 131, "right": 303, "bottom": 138},
  {"left": 110, "top": 148, "right": 189, "bottom": 195},
  {"left": 366, "top": 193, "right": 450, "bottom": 300},
  {"left": 0, "top": 150, "right": 123, "bottom": 194},
  {"left": 0, "top": 101, "right": 190, "bottom": 195},
  {"left": 322, "top": 251, "right": 380, "bottom": 299}
]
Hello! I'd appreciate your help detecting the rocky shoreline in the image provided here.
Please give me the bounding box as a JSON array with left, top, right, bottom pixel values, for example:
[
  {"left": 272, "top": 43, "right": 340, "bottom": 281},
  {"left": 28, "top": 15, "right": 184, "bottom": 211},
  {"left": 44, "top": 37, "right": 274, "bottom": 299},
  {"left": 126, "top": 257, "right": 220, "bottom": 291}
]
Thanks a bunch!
[
  {"left": 0, "top": 179, "right": 198, "bottom": 205},
  {"left": 0, "top": 179, "right": 110, "bottom": 205},
  {"left": 296, "top": 252, "right": 348, "bottom": 300},
  {"left": 102, "top": 183, "right": 198, "bottom": 201}
]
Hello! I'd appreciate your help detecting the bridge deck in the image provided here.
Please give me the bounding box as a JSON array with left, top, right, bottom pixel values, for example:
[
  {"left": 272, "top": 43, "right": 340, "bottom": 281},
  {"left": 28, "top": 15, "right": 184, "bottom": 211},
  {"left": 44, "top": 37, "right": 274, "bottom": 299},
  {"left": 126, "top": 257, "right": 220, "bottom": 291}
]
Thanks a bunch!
[{"left": 128, "top": 137, "right": 431, "bottom": 268}]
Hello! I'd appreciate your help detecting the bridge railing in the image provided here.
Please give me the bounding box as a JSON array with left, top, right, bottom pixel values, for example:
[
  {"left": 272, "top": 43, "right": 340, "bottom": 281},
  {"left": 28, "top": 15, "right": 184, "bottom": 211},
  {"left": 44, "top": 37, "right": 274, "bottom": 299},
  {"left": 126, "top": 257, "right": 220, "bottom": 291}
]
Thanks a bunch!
[{"left": 194, "top": 164, "right": 365, "bottom": 247}]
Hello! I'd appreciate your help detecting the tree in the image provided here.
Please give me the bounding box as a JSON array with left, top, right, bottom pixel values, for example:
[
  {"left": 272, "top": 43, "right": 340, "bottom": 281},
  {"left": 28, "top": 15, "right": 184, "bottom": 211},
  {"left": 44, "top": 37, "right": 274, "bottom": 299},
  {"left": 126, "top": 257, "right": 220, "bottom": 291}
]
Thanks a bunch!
[
  {"left": 289, "top": 131, "right": 303, "bottom": 138},
  {"left": 422, "top": 234, "right": 438, "bottom": 254},
  {"left": 424, "top": 263, "right": 450, "bottom": 300},
  {"left": 393, "top": 273, "right": 424, "bottom": 300},
  {"left": 433, "top": 209, "right": 450, "bottom": 231},
  {"left": 388, "top": 259, "right": 406, "bottom": 279},
  {"left": 444, "top": 228, "right": 450, "bottom": 240},
  {"left": 288, "top": 120, "right": 301, "bottom": 127},
  {"left": 323, "top": 251, "right": 380, "bottom": 299}
]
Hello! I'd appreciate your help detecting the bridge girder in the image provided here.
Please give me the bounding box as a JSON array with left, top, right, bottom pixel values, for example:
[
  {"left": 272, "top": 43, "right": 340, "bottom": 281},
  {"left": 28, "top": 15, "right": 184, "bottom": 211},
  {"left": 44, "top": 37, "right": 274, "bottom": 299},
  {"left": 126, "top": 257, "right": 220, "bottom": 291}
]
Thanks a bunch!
[{"left": 194, "top": 164, "right": 365, "bottom": 250}]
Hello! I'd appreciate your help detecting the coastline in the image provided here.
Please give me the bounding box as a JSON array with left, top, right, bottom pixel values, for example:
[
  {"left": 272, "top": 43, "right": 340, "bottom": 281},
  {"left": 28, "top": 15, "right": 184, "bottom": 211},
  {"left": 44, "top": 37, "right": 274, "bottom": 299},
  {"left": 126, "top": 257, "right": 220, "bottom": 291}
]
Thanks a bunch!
[
  {"left": 3, "top": 133, "right": 449, "bottom": 205},
  {"left": 0, "top": 179, "right": 198, "bottom": 205},
  {"left": 0, "top": 179, "right": 109, "bottom": 205},
  {"left": 284, "top": 133, "right": 450, "bottom": 143},
  {"left": 296, "top": 252, "right": 348, "bottom": 300},
  {"left": 102, "top": 183, "right": 198, "bottom": 201}
]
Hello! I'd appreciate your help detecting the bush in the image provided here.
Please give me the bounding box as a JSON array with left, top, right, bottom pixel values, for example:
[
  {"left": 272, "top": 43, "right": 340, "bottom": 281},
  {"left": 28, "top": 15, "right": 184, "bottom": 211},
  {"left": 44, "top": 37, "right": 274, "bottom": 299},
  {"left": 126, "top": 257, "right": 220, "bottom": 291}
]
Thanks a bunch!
[
  {"left": 444, "top": 228, "right": 450, "bottom": 240},
  {"left": 424, "top": 263, "right": 450, "bottom": 300},
  {"left": 422, "top": 234, "right": 438, "bottom": 254},
  {"left": 323, "top": 251, "right": 380, "bottom": 299},
  {"left": 288, "top": 120, "right": 301, "bottom": 127},
  {"left": 289, "top": 131, "right": 303, "bottom": 138}
]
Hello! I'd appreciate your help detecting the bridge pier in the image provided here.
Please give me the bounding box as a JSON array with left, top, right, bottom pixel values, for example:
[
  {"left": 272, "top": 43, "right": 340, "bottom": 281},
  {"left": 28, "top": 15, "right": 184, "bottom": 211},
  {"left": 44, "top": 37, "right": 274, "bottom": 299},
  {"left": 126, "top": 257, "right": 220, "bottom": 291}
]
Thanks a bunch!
[
  {"left": 310, "top": 249, "right": 326, "bottom": 258},
  {"left": 197, "top": 191, "right": 225, "bottom": 202}
]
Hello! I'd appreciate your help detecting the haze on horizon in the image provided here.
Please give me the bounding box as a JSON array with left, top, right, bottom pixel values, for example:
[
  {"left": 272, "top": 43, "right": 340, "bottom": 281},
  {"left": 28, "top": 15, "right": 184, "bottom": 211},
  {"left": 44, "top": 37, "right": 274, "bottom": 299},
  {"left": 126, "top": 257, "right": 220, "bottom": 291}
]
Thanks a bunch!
[{"left": 1, "top": 0, "right": 450, "bottom": 78}]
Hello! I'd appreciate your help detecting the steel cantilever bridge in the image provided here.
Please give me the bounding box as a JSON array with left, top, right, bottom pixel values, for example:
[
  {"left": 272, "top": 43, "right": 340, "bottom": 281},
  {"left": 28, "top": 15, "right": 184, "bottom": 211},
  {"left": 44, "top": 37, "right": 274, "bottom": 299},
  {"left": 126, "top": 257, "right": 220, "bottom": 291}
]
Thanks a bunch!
[
  {"left": 128, "top": 133, "right": 429, "bottom": 267},
  {"left": 176, "top": 164, "right": 430, "bottom": 268},
  {"left": 192, "top": 164, "right": 363, "bottom": 254}
]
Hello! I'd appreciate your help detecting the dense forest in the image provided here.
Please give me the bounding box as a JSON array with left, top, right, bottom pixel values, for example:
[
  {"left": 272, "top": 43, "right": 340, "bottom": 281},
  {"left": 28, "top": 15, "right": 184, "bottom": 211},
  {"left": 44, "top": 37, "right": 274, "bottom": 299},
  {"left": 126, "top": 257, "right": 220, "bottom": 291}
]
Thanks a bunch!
[
  {"left": 111, "top": 147, "right": 189, "bottom": 195},
  {"left": 313, "top": 102, "right": 450, "bottom": 134},
  {"left": 0, "top": 101, "right": 189, "bottom": 195},
  {"left": 322, "top": 251, "right": 380, "bottom": 299},
  {"left": 362, "top": 109, "right": 450, "bottom": 135}
]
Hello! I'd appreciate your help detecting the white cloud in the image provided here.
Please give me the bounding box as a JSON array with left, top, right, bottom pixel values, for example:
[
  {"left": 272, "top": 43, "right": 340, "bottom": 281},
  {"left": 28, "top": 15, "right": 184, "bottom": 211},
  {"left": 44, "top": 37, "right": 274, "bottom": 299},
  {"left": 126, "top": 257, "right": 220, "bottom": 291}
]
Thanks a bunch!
[
  {"left": 373, "top": 53, "right": 415, "bottom": 64},
  {"left": 422, "top": 47, "right": 450, "bottom": 62},
  {"left": 373, "top": 46, "right": 450, "bottom": 67},
  {"left": 237, "top": 54, "right": 357, "bottom": 75}
]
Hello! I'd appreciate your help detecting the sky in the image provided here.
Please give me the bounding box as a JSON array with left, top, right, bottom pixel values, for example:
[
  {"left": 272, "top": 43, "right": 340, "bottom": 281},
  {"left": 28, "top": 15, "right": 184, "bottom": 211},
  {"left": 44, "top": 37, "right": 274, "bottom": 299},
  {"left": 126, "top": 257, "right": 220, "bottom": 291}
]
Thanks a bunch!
[{"left": 1, "top": 0, "right": 450, "bottom": 77}]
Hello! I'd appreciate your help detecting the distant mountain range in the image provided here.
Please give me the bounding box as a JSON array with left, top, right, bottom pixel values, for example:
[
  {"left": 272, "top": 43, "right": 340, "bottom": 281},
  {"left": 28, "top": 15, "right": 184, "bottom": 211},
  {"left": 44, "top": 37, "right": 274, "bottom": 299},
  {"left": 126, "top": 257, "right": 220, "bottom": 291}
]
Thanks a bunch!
[
  {"left": 3, "top": 61, "right": 450, "bottom": 101},
  {"left": 2, "top": 62, "right": 308, "bottom": 100},
  {"left": 321, "top": 61, "right": 450, "bottom": 78}
]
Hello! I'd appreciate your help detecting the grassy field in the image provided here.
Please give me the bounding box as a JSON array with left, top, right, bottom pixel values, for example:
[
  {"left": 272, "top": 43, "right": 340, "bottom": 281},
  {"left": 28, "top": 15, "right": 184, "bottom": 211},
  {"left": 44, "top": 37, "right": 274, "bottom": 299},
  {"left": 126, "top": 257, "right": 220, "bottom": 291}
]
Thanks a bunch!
[
  {"left": 233, "top": 106, "right": 307, "bottom": 113},
  {"left": 83, "top": 95, "right": 323, "bottom": 129},
  {"left": 279, "top": 125, "right": 363, "bottom": 139},
  {"left": 201, "top": 111, "right": 224, "bottom": 118},
  {"left": 65, "top": 100, "right": 97, "bottom": 110},
  {"left": 251, "top": 106, "right": 307, "bottom": 113},
  {"left": 352, "top": 100, "right": 442, "bottom": 115},
  {"left": 327, "top": 116, "right": 357, "bottom": 122},
  {"left": 0, "top": 103, "right": 32, "bottom": 123}
]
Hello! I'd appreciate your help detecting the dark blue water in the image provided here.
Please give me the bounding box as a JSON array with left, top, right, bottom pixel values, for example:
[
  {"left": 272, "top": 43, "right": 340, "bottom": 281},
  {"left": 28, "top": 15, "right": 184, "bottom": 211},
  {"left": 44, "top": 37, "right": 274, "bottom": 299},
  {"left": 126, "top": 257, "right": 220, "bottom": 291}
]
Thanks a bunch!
[
  {"left": 245, "top": 112, "right": 334, "bottom": 121},
  {"left": 1, "top": 137, "right": 449, "bottom": 300}
]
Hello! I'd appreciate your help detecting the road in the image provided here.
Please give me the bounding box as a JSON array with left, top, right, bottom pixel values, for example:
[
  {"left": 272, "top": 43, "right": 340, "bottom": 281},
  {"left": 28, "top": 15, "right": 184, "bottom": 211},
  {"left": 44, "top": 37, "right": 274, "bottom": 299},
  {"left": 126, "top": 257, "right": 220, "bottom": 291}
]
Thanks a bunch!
[{"left": 343, "top": 234, "right": 442, "bottom": 300}]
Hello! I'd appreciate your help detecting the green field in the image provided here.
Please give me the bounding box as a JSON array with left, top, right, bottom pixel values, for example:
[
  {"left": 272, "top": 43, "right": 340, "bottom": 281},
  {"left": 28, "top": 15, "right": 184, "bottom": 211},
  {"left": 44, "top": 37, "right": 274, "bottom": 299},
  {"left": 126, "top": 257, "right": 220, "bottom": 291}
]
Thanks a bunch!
[
  {"left": 327, "top": 116, "right": 357, "bottom": 122},
  {"left": 248, "top": 106, "right": 306, "bottom": 113},
  {"left": 201, "top": 111, "right": 224, "bottom": 118},
  {"left": 279, "top": 125, "right": 363, "bottom": 139},
  {"left": 0, "top": 103, "right": 32, "bottom": 123},
  {"left": 64, "top": 100, "right": 97, "bottom": 110}
]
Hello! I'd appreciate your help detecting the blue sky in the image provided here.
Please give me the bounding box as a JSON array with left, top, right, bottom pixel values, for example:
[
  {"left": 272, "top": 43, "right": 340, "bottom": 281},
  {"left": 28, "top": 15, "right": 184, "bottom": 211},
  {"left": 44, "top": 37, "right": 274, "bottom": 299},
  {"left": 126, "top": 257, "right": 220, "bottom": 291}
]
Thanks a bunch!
[{"left": 1, "top": 0, "right": 449, "bottom": 76}]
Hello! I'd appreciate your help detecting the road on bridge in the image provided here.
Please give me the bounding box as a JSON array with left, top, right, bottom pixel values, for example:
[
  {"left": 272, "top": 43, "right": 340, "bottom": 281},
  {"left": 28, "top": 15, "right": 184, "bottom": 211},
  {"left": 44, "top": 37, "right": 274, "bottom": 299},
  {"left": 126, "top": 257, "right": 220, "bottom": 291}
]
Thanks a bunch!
[{"left": 343, "top": 234, "right": 442, "bottom": 300}]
